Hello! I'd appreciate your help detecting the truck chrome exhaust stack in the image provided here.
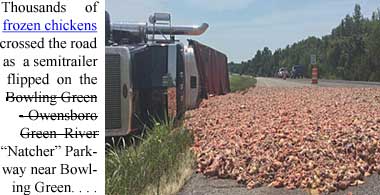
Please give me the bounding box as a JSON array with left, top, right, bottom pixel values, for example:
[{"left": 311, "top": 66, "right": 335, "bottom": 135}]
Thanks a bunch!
[
  {"left": 112, "top": 22, "right": 209, "bottom": 36},
  {"left": 107, "top": 12, "right": 208, "bottom": 44}
]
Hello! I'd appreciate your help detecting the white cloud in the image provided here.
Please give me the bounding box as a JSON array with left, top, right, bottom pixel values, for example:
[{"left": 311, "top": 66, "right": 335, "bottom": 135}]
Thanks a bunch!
[
  {"left": 106, "top": 0, "right": 257, "bottom": 23},
  {"left": 106, "top": 0, "right": 171, "bottom": 22},
  {"left": 184, "top": 0, "right": 256, "bottom": 11}
]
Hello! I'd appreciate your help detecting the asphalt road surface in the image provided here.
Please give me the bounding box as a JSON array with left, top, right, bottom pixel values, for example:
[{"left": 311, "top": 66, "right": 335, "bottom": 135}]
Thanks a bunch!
[
  {"left": 256, "top": 77, "right": 380, "bottom": 88},
  {"left": 179, "top": 77, "right": 380, "bottom": 195},
  {"left": 179, "top": 173, "right": 380, "bottom": 195}
]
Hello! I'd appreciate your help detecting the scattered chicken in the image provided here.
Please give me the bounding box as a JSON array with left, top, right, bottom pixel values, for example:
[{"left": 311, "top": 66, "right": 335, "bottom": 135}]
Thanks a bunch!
[{"left": 185, "top": 87, "right": 380, "bottom": 193}]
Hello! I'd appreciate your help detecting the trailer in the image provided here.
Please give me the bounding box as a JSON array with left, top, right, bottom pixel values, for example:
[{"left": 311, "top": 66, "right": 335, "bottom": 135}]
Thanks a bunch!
[{"left": 188, "top": 40, "right": 230, "bottom": 98}]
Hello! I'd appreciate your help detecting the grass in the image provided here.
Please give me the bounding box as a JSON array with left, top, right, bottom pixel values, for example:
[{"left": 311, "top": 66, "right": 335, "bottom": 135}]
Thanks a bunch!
[
  {"left": 105, "top": 74, "right": 257, "bottom": 195},
  {"left": 229, "top": 74, "right": 257, "bottom": 92},
  {"left": 140, "top": 150, "right": 194, "bottom": 195},
  {"left": 105, "top": 120, "right": 194, "bottom": 195}
]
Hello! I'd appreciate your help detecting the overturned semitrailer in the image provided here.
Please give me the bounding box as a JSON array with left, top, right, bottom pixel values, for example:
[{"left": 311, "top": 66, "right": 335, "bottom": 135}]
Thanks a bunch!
[{"left": 105, "top": 12, "right": 229, "bottom": 137}]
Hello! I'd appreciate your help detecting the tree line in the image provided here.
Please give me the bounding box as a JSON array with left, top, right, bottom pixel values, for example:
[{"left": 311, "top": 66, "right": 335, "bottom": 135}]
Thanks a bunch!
[{"left": 229, "top": 5, "right": 380, "bottom": 81}]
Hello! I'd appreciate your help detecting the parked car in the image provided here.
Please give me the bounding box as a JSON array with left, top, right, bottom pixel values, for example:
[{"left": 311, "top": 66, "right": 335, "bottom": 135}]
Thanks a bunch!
[
  {"left": 277, "top": 67, "right": 289, "bottom": 78},
  {"left": 291, "top": 65, "right": 305, "bottom": 79}
]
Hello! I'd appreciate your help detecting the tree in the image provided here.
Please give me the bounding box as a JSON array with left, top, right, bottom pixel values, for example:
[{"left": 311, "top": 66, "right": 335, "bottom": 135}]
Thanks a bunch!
[
  {"left": 233, "top": 5, "right": 380, "bottom": 81},
  {"left": 353, "top": 4, "right": 363, "bottom": 34},
  {"left": 367, "top": 20, "right": 380, "bottom": 81}
]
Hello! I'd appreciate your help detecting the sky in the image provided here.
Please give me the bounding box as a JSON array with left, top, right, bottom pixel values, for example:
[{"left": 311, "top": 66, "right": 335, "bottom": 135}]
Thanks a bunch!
[{"left": 106, "top": 0, "right": 379, "bottom": 62}]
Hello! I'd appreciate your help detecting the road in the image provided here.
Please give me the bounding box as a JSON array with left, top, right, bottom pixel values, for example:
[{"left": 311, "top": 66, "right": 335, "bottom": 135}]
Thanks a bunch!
[
  {"left": 179, "top": 174, "right": 380, "bottom": 195},
  {"left": 256, "top": 77, "right": 380, "bottom": 88},
  {"left": 179, "top": 77, "right": 380, "bottom": 195}
]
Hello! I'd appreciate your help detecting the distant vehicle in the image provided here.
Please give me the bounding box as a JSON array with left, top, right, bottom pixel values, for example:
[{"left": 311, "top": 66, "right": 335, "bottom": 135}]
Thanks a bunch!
[
  {"left": 277, "top": 67, "right": 289, "bottom": 79},
  {"left": 291, "top": 65, "right": 305, "bottom": 79}
]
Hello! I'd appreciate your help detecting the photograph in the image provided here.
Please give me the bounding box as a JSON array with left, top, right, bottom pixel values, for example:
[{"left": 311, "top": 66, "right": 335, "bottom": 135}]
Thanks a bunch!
[{"left": 104, "top": 1, "right": 380, "bottom": 195}]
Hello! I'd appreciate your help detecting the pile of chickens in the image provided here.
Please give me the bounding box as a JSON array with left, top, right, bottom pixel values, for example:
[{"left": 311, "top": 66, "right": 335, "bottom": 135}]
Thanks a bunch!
[
  {"left": 167, "top": 87, "right": 177, "bottom": 117},
  {"left": 185, "top": 87, "right": 380, "bottom": 193}
]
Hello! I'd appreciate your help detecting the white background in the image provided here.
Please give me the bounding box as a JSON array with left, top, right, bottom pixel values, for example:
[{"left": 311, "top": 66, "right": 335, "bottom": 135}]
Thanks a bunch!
[{"left": 0, "top": 0, "right": 105, "bottom": 194}]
